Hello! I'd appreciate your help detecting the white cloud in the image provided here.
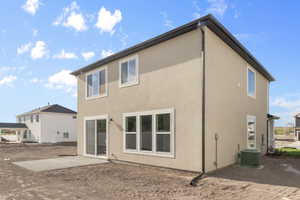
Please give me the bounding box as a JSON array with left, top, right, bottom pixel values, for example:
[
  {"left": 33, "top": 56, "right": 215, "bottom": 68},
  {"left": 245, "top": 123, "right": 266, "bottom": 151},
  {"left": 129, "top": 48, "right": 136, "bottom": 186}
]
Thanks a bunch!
[
  {"left": 206, "top": 0, "right": 228, "bottom": 17},
  {"left": 17, "top": 42, "right": 32, "bottom": 55},
  {"left": 45, "top": 70, "right": 77, "bottom": 96},
  {"left": 101, "top": 50, "right": 114, "bottom": 58},
  {"left": 53, "top": 1, "right": 87, "bottom": 32},
  {"left": 81, "top": 51, "right": 95, "bottom": 61},
  {"left": 160, "top": 12, "right": 174, "bottom": 29},
  {"left": 95, "top": 7, "right": 122, "bottom": 34},
  {"left": 0, "top": 75, "right": 17, "bottom": 86},
  {"left": 271, "top": 95, "right": 300, "bottom": 126},
  {"left": 53, "top": 49, "right": 77, "bottom": 59},
  {"left": 31, "top": 41, "right": 48, "bottom": 60},
  {"left": 22, "top": 0, "right": 40, "bottom": 15},
  {"left": 63, "top": 12, "right": 87, "bottom": 32},
  {"left": 272, "top": 97, "right": 300, "bottom": 110}
]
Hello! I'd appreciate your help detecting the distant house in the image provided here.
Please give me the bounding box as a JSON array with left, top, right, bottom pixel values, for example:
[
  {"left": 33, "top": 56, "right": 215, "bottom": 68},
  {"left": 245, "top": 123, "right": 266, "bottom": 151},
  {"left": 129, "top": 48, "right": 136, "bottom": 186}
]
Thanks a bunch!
[
  {"left": 11, "top": 104, "right": 77, "bottom": 143},
  {"left": 294, "top": 114, "right": 300, "bottom": 141},
  {"left": 71, "top": 14, "right": 275, "bottom": 173},
  {"left": 0, "top": 123, "right": 28, "bottom": 142}
]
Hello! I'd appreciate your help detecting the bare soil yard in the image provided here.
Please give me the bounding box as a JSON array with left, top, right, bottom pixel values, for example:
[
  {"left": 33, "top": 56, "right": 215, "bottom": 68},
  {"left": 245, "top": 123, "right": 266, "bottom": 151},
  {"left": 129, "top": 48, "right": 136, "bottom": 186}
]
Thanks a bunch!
[{"left": 0, "top": 143, "right": 300, "bottom": 200}]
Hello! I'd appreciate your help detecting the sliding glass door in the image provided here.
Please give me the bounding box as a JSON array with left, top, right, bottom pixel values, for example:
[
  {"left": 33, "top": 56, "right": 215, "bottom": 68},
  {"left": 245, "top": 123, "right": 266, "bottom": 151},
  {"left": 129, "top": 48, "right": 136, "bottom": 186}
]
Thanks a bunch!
[
  {"left": 85, "top": 116, "right": 107, "bottom": 158},
  {"left": 86, "top": 120, "right": 96, "bottom": 155},
  {"left": 97, "top": 119, "right": 107, "bottom": 156}
]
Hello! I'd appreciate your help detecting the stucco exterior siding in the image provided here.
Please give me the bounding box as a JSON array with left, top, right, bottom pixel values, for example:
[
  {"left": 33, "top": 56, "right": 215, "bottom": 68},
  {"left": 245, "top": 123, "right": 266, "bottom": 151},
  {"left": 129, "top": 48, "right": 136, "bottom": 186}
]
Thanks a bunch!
[
  {"left": 204, "top": 27, "right": 269, "bottom": 172},
  {"left": 77, "top": 29, "right": 204, "bottom": 172}
]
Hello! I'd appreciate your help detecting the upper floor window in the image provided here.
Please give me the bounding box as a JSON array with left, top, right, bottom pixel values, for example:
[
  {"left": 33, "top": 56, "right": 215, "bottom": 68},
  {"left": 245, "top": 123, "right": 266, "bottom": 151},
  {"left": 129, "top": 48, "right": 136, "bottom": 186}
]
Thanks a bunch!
[
  {"left": 247, "top": 67, "right": 256, "bottom": 98},
  {"left": 119, "top": 55, "right": 139, "bottom": 88},
  {"left": 86, "top": 67, "right": 107, "bottom": 99},
  {"left": 30, "top": 115, "right": 33, "bottom": 123},
  {"left": 36, "top": 114, "right": 39, "bottom": 122}
]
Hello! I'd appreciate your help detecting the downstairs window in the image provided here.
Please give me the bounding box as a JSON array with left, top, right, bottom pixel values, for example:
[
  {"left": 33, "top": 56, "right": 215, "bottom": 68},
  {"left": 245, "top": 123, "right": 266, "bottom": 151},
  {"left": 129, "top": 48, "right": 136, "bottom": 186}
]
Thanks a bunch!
[{"left": 123, "top": 108, "right": 174, "bottom": 157}]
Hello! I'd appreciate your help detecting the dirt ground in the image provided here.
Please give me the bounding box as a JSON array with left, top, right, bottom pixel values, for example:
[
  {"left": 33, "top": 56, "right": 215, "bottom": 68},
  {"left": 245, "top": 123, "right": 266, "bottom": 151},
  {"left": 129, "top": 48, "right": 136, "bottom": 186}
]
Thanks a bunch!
[{"left": 0, "top": 143, "right": 300, "bottom": 200}]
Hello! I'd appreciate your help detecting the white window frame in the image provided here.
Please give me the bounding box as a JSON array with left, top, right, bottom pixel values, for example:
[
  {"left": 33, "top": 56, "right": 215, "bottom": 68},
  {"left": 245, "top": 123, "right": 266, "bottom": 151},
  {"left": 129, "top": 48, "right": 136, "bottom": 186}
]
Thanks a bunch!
[
  {"left": 85, "top": 66, "right": 108, "bottom": 100},
  {"left": 123, "top": 114, "right": 139, "bottom": 152},
  {"left": 155, "top": 113, "right": 172, "bottom": 153},
  {"left": 123, "top": 108, "right": 175, "bottom": 158},
  {"left": 247, "top": 115, "right": 256, "bottom": 149},
  {"left": 247, "top": 66, "right": 256, "bottom": 99},
  {"left": 83, "top": 115, "right": 109, "bottom": 159},
  {"left": 119, "top": 55, "right": 139, "bottom": 88}
]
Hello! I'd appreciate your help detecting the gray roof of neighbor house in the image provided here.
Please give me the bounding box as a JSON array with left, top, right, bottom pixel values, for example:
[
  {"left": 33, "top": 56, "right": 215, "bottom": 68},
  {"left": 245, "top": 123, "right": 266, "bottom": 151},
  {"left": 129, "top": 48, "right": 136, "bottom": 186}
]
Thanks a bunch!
[
  {"left": 71, "top": 14, "right": 275, "bottom": 82},
  {"left": 0, "top": 123, "right": 27, "bottom": 129},
  {"left": 17, "top": 104, "right": 77, "bottom": 117}
]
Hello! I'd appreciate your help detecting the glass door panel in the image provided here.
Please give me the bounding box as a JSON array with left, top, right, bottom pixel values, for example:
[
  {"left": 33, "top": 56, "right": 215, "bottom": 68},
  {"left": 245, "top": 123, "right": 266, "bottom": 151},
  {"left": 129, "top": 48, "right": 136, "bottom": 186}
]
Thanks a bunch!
[
  {"left": 86, "top": 120, "right": 96, "bottom": 155},
  {"left": 96, "top": 119, "right": 107, "bottom": 156}
]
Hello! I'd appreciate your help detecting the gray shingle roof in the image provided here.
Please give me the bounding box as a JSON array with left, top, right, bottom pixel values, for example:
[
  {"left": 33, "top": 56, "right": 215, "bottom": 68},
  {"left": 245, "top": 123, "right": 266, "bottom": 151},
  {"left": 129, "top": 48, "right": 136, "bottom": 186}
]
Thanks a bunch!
[
  {"left": 17, "top": 104, "right": 77, "bottom": 116},
  {"left": 0, "top": 123, "right": 27, "bottom": 129}
]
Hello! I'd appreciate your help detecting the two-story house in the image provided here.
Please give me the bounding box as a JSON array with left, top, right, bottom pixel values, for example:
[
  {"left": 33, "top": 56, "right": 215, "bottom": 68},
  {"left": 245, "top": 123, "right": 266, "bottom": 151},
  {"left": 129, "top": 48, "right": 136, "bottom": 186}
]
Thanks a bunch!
[
  {"left": 71, "top": 14, "right": 275, "bottom": 173},
  {"left": 16, "top": 104, "right": 77, "bottom": 143}
]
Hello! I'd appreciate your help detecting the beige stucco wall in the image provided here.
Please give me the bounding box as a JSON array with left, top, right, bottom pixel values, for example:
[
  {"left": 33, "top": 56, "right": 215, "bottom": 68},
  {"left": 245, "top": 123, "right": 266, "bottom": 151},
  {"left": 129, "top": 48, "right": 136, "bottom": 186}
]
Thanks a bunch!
[
  {"left": 77, "top": 29, "right": 204, "bottom": 172},
  {"left": 204, "top": 27, "right": 269, "bottom": 172}
]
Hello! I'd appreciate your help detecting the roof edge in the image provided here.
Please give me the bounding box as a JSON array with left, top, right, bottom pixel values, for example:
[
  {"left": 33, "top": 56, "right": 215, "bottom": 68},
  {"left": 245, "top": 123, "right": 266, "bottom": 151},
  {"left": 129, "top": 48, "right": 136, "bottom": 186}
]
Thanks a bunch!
[
  {"left": 71, "top": 14, "right": 275, "bottom": 82},
  {"left": 16, "top": 104, "right": 77, "bottom": 117},
  {"left": 71, "top": 14, "right": 211, "bottom": 76},
  {"left": 204, "top": 15, "right": 275, "bottom": 81}
]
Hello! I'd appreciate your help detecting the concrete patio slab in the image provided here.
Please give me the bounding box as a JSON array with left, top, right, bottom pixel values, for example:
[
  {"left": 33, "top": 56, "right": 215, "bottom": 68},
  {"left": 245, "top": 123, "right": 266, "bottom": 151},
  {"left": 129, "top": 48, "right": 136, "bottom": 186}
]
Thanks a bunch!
[{"left": 13, "top": 156, "right": 108, "bottom": 172}]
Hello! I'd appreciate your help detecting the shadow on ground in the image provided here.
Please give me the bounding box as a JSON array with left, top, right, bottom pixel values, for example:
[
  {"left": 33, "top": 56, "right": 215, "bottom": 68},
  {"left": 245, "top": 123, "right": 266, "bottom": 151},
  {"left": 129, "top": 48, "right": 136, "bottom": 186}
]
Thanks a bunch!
[{"left": 208, "top": 156, "right": 300, "bottom": 188}]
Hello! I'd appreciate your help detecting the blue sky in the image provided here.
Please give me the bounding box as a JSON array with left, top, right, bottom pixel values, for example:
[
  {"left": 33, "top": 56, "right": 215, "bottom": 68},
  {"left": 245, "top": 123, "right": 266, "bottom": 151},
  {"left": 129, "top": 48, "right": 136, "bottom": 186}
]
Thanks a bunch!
[{"left": 0, "top": 0, "right": 299, "bottom": 126}]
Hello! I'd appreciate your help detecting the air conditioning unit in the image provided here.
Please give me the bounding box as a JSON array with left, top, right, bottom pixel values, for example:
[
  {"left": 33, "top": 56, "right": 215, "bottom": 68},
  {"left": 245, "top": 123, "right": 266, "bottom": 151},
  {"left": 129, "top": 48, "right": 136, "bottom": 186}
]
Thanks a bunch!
[{"left": 240, "top": 149, "right": 261, "bottom": 167}]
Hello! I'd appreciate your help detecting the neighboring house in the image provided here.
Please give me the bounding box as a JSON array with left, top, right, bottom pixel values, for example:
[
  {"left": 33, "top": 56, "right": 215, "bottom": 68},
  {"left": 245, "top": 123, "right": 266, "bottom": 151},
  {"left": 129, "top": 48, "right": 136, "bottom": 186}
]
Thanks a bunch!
[
  {"left": 15, "top": 104, "right": 77, "bottom": 143},
  {"left": 71, "top": 14, "right": 275, "bottom": 173},
  {"left": 0, "top": 123, "right": 28, "bottom": 142},
  {"left": 294, "top": 114, "right": 300, "bottom": 141}
]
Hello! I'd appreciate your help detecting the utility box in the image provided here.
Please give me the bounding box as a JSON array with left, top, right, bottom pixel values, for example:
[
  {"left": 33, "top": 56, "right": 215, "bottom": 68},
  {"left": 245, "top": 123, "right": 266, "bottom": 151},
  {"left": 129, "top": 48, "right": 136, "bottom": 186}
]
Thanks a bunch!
[{"left": 240, "top": 149, "right": 261, "bottom": 167}]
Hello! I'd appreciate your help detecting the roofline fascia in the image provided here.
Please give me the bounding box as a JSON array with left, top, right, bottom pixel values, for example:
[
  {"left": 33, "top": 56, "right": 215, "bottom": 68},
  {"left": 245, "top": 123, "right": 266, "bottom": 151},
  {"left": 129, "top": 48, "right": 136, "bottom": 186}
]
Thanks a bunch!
[
  {"left": 204, "top": 15, "right": 275, "bottom": 81},
  {"left": 71, "top": 15, "right": 211, "bottom": 76},
  {"left": 40, "top": 111, "right": 77, "bottom": 115},
  {"left": 71, "top": 14, "right": 275, "bottom": 82},
  {"left": 16, "top": 111, "right": 41, "bottom": 117}
]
